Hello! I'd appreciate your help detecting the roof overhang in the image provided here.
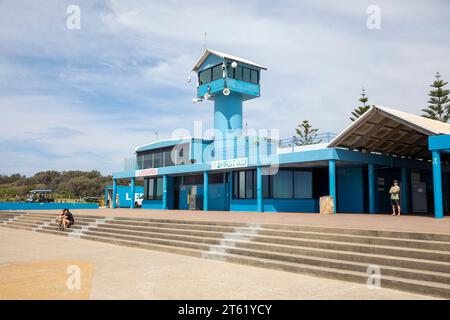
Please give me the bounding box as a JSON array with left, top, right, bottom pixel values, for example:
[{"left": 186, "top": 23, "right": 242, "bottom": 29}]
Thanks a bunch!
[
  {"left": 328, "top": 105, "right": 450, "bottom": 160},
  {"left": 192, "top": 49, "right": 267, "bottom": 72}
]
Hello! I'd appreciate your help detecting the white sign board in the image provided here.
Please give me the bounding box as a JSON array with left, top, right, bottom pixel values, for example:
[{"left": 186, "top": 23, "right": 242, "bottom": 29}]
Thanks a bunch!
[
  {"left": 211, "top": 158, "right": 248, "bottom": 170},
  {"left": 135, "top": 168, "right": 158, "bottom": 177}
]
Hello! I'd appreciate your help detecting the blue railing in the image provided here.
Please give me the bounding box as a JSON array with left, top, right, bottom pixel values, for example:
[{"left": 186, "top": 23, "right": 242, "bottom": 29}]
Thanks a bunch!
[{"left": 278, "top": 132, "right": 337, "bottom": 148}]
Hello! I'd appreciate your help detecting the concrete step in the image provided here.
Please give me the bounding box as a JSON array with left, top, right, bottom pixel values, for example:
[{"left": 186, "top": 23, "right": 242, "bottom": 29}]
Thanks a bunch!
[
  {"left": 82, "top": 225, "right": 450, "bottom": 276},
  {"left": 82, "top": 229, "right": 211, "bottom": 251},
  {"left": 21, "top": 214, "right": 98, "bottom": 223},
  {"left": 98, "top": 220, "right": 450, "bottom": 252},
  {"left": 6, "top": 221, "right": 43, "bottom": 228},
  {"left": 111, "top": 217, "right": 450, "bottom": 242},
  {"left": 205, "top": 251, "right": 450, "bottom": 299},
  {"left": 216, "top": 244, "right": 450, "bottom": 285},
  {"left": 0, "top": 224, "right": 34, "bottom": 231},
  {"left": 94, "top": 222, "right": 450, "bottom": 263},
  {"left": 260, "top": 223, "right": 450, "bottom": 242},
  {"left": 73, "top": 231, "right": 450, "bottom": 298}
]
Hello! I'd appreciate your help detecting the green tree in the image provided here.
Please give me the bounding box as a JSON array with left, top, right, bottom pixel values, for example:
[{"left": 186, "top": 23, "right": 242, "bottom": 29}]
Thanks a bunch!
[
  {"left": 421, "top": 72, "right": 450, "bottom": 122},
  {"left": 293, "top": 120, "right": 321, "bottom": 146},
  {"left": 350, "top": 88, "right": 370, "bottom": 122},
  {"left": 65, "top": 176, "right": 99, "bottom": 199}
]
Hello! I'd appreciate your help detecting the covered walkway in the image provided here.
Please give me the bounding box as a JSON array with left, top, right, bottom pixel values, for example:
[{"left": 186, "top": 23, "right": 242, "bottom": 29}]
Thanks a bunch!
[{"left": 329, "top": 105, "right": 450, "bottom": 218}]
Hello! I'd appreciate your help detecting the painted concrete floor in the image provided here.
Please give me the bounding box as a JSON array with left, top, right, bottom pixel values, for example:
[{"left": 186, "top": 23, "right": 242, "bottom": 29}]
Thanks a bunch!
[{"left": 0, "top": 228, "right": 436, "bottom": 300}]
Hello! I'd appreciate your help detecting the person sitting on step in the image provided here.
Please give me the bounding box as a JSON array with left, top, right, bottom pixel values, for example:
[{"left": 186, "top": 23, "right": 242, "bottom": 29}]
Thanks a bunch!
[{"left": 56, "top": 208, "right": 75, "bottom": 231}]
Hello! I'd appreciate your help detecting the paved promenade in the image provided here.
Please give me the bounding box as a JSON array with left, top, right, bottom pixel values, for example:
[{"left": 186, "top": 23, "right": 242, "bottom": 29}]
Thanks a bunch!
[{"left": 0, "top": 228, "right": 434, "bottom": 300}]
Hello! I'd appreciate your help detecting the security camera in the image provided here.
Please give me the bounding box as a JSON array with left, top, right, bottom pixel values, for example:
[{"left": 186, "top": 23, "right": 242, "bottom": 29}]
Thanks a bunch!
[{"left": 231, "top": 61, "right": 238, "bottom": 68}]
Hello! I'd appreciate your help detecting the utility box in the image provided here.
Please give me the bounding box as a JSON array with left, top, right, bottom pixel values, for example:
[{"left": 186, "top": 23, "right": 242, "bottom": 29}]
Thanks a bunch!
[{"left": 320, "top": 196, "right": 334, "bottom": 214}]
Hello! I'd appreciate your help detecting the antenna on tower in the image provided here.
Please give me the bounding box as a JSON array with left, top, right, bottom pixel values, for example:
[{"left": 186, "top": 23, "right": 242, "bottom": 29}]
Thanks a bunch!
[{"left": 202, "top": 32, "right": 207, "bottom": 48}]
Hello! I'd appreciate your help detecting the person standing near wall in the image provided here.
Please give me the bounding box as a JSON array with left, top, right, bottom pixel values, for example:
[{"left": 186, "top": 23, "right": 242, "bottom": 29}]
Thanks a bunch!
[{"left": 389, "top": 180, "right": 401, "bottom": 216}]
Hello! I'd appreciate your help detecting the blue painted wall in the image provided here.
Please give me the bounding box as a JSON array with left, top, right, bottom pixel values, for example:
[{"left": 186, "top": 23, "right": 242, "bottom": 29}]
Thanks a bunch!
[
  {"left": 337, "top": 167, "right": 364, "bottom": 213},
  {"left": 0, "top": 202, "right": 98, "bottom": 210},
  {"left": 105, "top": 185, "right": 144, "bottom": 208},
  {"left": 263, "top": 199, "right": 319, "bottom": 213},
  {"left": 142, "top": 199, "right": 163, "bottom": 209}
]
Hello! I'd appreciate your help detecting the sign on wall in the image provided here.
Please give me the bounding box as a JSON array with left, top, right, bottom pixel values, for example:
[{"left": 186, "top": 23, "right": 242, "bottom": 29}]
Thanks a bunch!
[
  {"left": 211, "top": 158, "right": 248, "bottom": 170},
  {"left": 135, "top": 168, "right": 158, "bottom": 177}
]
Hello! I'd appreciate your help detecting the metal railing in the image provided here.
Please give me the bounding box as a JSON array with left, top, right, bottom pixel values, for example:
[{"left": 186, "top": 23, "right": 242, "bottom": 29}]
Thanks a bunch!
[{"left": 278, "top": 132, "right": 337, "bottom": 148}]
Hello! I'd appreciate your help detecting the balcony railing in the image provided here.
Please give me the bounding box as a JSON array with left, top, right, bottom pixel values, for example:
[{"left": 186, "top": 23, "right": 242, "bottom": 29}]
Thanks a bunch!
[{"left": 278, "top": 132, "right": 337, "bottom": 148}]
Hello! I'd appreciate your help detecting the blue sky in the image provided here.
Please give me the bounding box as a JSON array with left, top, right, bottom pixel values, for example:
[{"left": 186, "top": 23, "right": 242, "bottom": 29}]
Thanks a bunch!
[{"left": 1, "top": 0, "right": 449, "bottom": 176}]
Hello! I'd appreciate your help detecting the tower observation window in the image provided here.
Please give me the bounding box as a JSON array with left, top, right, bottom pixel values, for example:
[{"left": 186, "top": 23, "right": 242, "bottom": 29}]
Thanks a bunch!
[{"left": 199, "top": 62, "right": 259, "bottom": 85}]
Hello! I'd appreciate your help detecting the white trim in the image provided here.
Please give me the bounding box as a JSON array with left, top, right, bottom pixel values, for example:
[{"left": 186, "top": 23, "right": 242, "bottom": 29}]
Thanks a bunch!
[{"left": 193, "top": 49, "right": 267, "bottom": 71}]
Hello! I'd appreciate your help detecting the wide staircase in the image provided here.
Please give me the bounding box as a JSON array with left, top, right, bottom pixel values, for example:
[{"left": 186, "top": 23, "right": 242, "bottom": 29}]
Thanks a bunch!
[{"left": 1, "top": 212, "right": 450, "bottom": 298}]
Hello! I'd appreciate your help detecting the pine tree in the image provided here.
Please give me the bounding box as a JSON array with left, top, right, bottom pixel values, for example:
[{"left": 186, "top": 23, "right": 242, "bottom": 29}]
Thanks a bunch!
[
  {"left": 350, "top": 88, "right": 370, "bottom": 121},
  {"left": 292, "top": 120, "right": 321, "bottom": 146},
  {"left": 421, "top": 72, "right": 450, "bottom": 122}
]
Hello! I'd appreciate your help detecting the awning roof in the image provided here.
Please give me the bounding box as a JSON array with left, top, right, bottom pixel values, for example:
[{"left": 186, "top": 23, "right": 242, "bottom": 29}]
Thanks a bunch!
[
  {"left": 328, "top": 105, "right": 450, "bottom": 160},
  {"left": 192, "top": 49, "right": 267, "bottom": 72}
]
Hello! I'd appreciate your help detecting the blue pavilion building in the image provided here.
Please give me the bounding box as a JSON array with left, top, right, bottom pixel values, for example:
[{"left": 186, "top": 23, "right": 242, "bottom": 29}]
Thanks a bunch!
[{"left": 112, "top": 49, "right": 450, "bottom": 218}]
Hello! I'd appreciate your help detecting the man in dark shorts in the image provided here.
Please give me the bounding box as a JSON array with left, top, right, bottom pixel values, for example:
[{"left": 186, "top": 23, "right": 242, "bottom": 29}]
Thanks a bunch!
[{"left": 389, "top": 180, "right": 401, "bottom": 216}]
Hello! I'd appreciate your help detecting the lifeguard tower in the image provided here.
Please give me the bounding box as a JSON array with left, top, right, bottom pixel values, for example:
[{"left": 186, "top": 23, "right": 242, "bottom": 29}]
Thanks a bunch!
[{"left": 192, "top": 49, "right": 267, "bottom": 151}]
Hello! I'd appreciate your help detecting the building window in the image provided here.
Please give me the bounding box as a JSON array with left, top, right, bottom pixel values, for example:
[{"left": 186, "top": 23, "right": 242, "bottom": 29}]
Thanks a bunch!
[
  {"left": 272, "top": 170, "right": 293, "bottom": 199},
  {"left": 234, "top": 66, "right": 243, "bottom": 81},
  {"left": 293, "top": 171, "right": 313, "bottom": 198},
  {"left": 212, "top": 64, "right": 223, "bottom": 81},
  {"left": 250, "top": 70, "right": 258, "bottom": 84},
  {"left": 243, "top": 68, "right": 250, "bottom": 82},
  {"left": 145, "top": 177, "right": 163, "bottom": 200},
  {"left": 199, "top": 68, "right": 211, "bottom": 85},
  {"left": 233, "top": 169, "right": 256, "bottom": 199}
]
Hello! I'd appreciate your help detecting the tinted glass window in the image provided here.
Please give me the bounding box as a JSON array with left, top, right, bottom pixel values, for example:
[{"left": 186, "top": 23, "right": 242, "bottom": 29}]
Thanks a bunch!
[
  {"left": 239, "top": 171, "right": 246, "bottom": 198},
  {"left": 212, "top": 65, "right": 222, "bottom": 81},
  {"left": 156, "top": 178, "right": 163, "bottom": 200},
  {"left": 227, "top": 64, "right": 234, "bottom": 78},
  {"left": 199, "top": 68, "right": 211, "bottom": 85},
  {"left": 250, "top": 70, "right": 258, "bottom": 84},
  {"left": 143, "top": 154, "right": 153, "bottom": 169},
  {"left": 263, "top": 174, "right": 269, "bottom": 198},
  {"left": 272, "top": 170, "right": 293, "bottom": 199},
  {"left": 294, "top": 171, "right": 313, "bottom": 198},
  {"left": 245, "top": 170, "right": 253, "bottom": 199},
  {"left": 243, "top": 68, "right": 250, "bottom": 82},
  {"left": 235, "top": 66, "right": 243, "bottom": 81}
]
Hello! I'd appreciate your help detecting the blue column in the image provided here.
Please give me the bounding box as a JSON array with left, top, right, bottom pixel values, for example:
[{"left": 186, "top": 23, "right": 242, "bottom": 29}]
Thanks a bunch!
[
  {"left": 256, "top": 166, "right": 263, "bottom": 212},
  {"left": 432, "top": 150, "right": 444, "bottom": 219},
  {"left": 329, "top": 160, "right": 336, "bottom": 214},
  {"left": 203, "top": 171, "right": 209, "bottom": 211},
  {"left": 130, "top": 177, "right": 135, "bottom": 209},
  {"left": 401, "top": 168, "right": 408, "bottom": 214},
  {"left": 228, "top": 171, "right": 233, "bottom": 211},
  {"left": 368, "top": 164, "right": 375, "bottom": 214},
  {"left": 162, "top": 175, "right": 168, "bottom": 210},
  {"left": 112, "top": 178, "right": 117, "bottom": 209}
]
